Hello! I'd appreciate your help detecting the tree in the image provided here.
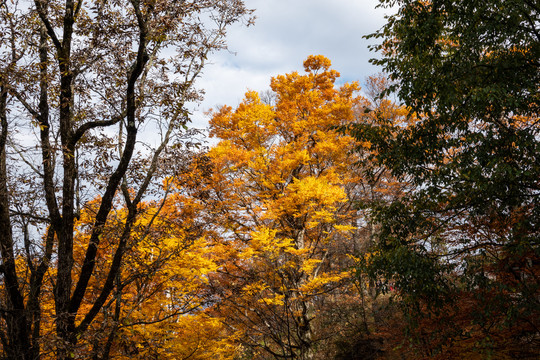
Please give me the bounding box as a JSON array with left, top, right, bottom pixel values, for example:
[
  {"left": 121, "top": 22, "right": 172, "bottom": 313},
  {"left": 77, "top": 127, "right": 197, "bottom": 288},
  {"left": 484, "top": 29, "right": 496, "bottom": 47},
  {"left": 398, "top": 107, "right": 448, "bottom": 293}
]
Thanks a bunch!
[
  {"left": 66, "top": 192, "right": 235, "bottom": 360},
  {"left": 360, "top": 0, "right": 540, "bottom": 357},
  {"left": 183, "top": 55, "right": 395, "bottom": 359},
  {"left": 0, "top": 0, "right": 252, "bottom": 358},
  {"left": 6, "top": 188, "right": 237, "bottom": 359}
]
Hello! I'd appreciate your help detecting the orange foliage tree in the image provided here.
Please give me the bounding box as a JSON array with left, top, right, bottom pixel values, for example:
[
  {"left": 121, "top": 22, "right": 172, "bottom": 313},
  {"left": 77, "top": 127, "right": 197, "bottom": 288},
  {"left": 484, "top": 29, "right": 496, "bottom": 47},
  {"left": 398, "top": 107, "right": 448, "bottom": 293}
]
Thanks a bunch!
[{"left": 180, "top": 56, "right": 402, "bottom": 359}]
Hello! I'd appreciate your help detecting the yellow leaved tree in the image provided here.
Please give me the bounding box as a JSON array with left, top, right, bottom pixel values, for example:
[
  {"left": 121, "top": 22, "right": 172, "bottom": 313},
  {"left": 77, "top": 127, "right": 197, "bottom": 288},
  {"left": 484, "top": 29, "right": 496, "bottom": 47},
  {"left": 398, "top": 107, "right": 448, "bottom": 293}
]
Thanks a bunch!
[
  {"left": 189, "top": 55, "right": 380, "bottom": 359},
  {"left": 29, "top": 190, "right": 237, "bottom": 359}
]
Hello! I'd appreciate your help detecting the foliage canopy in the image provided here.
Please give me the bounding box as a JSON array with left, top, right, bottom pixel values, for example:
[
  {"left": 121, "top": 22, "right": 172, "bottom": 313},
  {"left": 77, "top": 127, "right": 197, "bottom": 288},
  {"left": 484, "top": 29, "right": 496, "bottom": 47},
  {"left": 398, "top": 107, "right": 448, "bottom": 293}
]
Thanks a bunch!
[{"left": 359, "top": 0, "right": 540, "bottom": 357}]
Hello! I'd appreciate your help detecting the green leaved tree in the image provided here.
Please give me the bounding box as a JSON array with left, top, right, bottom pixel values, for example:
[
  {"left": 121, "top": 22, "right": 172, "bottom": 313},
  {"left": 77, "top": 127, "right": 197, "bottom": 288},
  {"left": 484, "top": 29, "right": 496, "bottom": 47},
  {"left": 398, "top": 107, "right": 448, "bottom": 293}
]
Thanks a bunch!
[{"left": 358, "top": 0, "right": 540, "bottom": 358}]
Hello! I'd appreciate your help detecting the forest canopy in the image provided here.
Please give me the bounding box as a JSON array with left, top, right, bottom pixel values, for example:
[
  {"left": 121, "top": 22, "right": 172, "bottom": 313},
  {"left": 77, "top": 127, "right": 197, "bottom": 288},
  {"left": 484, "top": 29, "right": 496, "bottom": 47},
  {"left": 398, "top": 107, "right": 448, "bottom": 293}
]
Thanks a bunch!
[{"left": 0, "top": 0, "right": 538, "bottom": 359}]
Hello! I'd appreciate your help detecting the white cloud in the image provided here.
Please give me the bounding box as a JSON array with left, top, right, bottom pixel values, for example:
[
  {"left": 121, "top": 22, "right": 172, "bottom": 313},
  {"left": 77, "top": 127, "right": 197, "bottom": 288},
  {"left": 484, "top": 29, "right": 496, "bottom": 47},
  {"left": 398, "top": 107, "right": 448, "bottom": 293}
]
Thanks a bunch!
[{"left": 188, "top": 0, "right": 393, "bottom": 130}]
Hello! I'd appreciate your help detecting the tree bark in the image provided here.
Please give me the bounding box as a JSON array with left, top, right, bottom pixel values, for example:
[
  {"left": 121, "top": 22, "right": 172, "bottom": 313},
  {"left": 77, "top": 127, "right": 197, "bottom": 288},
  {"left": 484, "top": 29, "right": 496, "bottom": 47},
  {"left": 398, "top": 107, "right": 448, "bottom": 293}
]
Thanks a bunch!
[{"left": 0, "top": 83, "right": 31, "bottom": 360}]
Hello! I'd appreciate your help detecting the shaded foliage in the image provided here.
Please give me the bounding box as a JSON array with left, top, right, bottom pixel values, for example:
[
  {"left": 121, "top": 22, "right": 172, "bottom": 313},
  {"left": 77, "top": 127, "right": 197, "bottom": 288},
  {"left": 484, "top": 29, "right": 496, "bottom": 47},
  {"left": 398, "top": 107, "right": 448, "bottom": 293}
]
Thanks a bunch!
[{"left": 356, "top": 0, "right": 540, "bottom": 358}]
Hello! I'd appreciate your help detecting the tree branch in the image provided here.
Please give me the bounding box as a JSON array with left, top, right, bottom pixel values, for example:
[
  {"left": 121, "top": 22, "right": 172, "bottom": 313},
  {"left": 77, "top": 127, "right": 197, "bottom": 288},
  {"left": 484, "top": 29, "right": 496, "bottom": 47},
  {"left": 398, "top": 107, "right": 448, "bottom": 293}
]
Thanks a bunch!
[
  {"left": 33, "top": 0, "right": 62, "bottom": 51},
  {"left": 68, "top": 0, "right": 149, "bottom": 316}
]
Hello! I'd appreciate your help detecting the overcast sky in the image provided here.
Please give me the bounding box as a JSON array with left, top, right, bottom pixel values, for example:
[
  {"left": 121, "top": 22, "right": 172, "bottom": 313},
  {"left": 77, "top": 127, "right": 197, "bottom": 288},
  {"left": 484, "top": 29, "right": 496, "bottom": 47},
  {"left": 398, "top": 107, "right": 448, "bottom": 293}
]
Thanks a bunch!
[{"left": 189, "top": 0, "right": 393, "bottom": 129}]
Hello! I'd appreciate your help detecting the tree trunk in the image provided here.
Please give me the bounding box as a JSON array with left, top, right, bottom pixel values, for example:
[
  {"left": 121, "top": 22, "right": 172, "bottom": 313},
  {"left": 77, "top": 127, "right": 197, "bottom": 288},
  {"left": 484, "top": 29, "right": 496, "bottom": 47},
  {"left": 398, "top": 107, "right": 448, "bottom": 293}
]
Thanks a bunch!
[{"left": 0, "top": 84, "right": 32, "bottom": 360}]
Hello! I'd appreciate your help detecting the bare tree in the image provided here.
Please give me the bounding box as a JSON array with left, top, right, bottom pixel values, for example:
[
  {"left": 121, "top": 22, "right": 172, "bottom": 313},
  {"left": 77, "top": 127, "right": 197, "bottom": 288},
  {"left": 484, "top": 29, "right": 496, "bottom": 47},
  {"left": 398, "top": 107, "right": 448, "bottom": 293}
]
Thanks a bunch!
[{"left": 0, "top": 0, "right": 252, "bottom": 358}]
